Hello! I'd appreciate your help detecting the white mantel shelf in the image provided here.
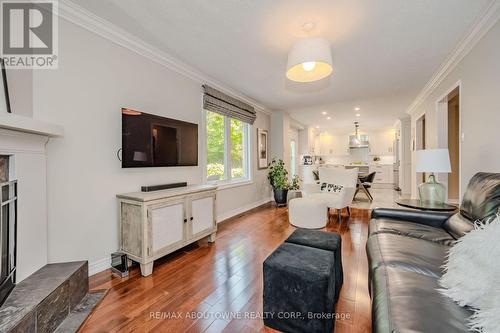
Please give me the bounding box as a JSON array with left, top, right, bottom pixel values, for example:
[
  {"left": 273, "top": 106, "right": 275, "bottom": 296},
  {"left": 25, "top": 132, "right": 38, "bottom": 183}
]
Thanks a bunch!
[{"left": 0, "top": 113, "right": 64, "bottom": 137}]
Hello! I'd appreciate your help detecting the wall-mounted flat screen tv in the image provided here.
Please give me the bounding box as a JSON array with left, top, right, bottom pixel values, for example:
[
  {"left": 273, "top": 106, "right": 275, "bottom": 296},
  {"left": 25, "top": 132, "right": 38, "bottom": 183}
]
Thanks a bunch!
[{"left": 121, "top": 108, "right": 198, "bottom": 168}]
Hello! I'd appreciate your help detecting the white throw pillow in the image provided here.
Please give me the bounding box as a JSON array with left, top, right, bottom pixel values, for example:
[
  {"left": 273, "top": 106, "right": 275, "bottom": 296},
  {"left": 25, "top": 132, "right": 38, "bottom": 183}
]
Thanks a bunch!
[
  {"left": 320, "top": 182, "right": 343, "bottom": 193},
  {"left": 439, "top": 214, "right": 500, "bottom": 332}
]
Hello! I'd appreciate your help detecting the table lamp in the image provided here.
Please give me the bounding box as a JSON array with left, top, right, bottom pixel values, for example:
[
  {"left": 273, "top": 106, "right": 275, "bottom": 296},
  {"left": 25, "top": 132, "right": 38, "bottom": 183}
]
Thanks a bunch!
[{"left": 415, "top": 149, "right": 451, "bottom": 204}]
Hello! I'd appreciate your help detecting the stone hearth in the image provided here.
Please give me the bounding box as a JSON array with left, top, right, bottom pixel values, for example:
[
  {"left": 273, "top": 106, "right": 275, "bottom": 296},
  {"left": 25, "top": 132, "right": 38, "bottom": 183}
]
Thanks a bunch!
[{"left": 0, "top": 261, "right": 105, "bottom": 333}]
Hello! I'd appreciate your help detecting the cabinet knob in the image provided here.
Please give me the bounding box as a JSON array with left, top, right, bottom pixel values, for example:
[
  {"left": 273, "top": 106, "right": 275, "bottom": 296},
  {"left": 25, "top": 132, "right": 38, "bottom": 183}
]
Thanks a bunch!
[
  {"left": 190, "top": 217, "right": 194, "bottom": 221},
  {"left": 184, "top": 218, "right": 187, "bottom": 223}
]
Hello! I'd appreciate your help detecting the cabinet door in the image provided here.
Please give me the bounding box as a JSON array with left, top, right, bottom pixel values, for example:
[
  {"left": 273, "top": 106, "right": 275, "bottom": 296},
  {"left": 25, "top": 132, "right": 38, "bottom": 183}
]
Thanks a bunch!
[
  {"left": 190, "top": 194, "right": 215, "bottom": 237},
  {"left": 149, "top": 200, "right": 185, "bottom": 255}
]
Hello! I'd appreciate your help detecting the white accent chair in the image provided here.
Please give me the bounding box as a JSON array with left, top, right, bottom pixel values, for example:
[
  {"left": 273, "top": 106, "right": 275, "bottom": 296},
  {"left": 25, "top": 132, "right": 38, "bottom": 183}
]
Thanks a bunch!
[
  {"left": 288, "top": 198, "right": 328, "bottom": 229},
  {"left": 302, "top": 167, "right": 359, "bottom": 223}
]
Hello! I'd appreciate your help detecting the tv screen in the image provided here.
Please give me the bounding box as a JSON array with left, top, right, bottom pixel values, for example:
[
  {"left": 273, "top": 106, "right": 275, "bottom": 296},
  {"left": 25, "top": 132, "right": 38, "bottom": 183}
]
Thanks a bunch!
[{"left": 121, "top": 108, "right": 198, "bottom": 168}]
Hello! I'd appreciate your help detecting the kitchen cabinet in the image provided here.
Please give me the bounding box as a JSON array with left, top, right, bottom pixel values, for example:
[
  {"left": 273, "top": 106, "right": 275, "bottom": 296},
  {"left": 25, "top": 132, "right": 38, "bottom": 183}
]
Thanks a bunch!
[
  {"left": 369, "top": 164, "right": 393, "bottom": 184},
  {"left": 117, "top": 185, "right": 217, "bottom": 276},
  {"left": 369, "top": 131, "right": 395, "bottom": 156},
  {"left": 317, "top": 132, "right": 349, "bottom": 156}
]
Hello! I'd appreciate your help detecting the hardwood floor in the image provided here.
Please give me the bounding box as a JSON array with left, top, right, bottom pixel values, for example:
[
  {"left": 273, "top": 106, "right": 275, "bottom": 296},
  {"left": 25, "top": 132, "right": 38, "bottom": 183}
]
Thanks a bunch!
[{"left": 82, "top": 204, "right": 372, "bottom": 333}]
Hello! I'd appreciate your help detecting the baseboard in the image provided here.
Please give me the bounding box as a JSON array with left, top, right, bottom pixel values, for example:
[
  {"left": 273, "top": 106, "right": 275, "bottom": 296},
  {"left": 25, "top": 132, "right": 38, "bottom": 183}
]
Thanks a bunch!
[
  {"left": 216, "top": 197, "right": 272, "bottom": 223},
  {"left": 89, "top": 257, "right": 111, "bottom": 276},
  {"left": 89, "top": 196, "right": 272, "bottom": 276}
]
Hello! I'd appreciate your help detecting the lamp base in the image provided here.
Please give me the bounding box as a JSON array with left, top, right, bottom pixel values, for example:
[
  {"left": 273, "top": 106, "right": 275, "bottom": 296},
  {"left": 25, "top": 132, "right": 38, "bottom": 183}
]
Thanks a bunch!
[{"left": 418, "top": 174, "right": 446, "bottom": 204}]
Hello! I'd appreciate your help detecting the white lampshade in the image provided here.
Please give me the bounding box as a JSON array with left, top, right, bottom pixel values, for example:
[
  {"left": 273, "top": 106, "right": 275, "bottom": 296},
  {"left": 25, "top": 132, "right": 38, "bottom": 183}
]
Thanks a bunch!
[
  {"left": 286, "top": 37, "right": 333, "bottom": 83},
  {"left": 415, "top": 149, "right": 451, "bottom": 173}
]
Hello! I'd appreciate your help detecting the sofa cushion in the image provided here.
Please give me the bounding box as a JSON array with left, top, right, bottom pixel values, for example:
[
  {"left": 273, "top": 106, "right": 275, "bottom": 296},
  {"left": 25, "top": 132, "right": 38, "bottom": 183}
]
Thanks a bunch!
[
  {"left": 371, "top": 266, "right": 473, "bottom": 333},
  {"left": 460, "top": 172, "right": 500, "bottom": 221},
  {"left": 442, "top": 213, "right": 475, "bottom": 239},
  {"left": 369, "top": 218, "right": 456, "bottom": 246},
  {"left": 367, "top": 233, "right": 448, "bottom": 278}
]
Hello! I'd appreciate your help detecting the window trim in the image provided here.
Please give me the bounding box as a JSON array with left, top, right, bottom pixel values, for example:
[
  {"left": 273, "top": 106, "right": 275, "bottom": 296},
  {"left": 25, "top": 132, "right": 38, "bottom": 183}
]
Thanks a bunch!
[{"left": 203, "top": 109, "right": 252, "bottom": 187}]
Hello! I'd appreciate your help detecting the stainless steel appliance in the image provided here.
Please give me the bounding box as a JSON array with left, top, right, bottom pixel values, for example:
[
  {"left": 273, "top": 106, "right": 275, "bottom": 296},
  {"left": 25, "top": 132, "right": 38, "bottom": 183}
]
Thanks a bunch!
[{"left": 393, "top": 137, "right": 401, "bottom": 191}]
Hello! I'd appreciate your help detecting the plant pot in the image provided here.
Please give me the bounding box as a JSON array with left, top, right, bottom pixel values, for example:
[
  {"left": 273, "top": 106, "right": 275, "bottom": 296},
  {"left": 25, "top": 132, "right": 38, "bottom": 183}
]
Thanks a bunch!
[
  {"left": 287, "top": 190, "right": 302, "bottom": 204},
  {"left": 273, "top": 188, "right": 288, "bottom": 206}
]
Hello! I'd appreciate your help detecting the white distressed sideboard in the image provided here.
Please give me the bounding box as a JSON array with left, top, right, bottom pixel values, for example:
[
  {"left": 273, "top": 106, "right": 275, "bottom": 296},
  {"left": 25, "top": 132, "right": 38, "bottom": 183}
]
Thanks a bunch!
[{"left": 116, "top": 185, "right": 217, "bottom": 276}]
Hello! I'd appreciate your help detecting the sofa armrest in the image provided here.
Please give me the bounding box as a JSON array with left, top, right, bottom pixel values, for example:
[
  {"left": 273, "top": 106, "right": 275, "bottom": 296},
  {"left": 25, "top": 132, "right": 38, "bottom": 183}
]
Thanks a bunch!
[{"left": 371, "top": 208, "right": 454, "bottom": 228}]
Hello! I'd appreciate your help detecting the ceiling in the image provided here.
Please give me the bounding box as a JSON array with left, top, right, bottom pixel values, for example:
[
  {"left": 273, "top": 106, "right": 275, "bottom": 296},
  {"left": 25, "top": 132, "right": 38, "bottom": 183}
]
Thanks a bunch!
[{"left": 68, "top": 0, "right": 492, "bottom": 128}]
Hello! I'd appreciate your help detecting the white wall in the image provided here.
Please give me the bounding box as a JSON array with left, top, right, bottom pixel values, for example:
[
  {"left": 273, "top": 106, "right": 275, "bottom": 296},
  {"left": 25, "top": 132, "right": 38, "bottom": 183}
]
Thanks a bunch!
[
  {"left": 410, "top": 19, "right": 500, "bottom": 197},
  {"left": 32, "top": 19, "right": 271, "bottom": 274},
  {"left": 0, "top": 130, "right": 48, "bottom": 282},
  {"left": 270, "top": 111, "right": 291, "bottom": 171},
  {"left": 5, "top": 69, "right": 33, "bottom": 117}
]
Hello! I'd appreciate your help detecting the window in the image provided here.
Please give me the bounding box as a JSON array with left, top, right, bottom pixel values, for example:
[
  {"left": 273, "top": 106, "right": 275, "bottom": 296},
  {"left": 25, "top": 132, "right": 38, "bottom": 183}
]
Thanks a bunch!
[{"left": 206, "top": 110, "right": 250, "bottom": 183}]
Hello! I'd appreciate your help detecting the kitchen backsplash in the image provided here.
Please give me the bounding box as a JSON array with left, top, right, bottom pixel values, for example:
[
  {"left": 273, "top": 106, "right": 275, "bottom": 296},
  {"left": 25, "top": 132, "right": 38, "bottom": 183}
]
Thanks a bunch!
[{"left": 321, "top": 154, "right": 394, "bottom": 165}]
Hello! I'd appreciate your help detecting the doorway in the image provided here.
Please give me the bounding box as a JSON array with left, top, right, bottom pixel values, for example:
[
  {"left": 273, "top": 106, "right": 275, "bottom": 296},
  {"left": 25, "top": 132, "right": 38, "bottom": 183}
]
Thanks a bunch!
[
  {"left": 436, "top": 86, "right": 460, "bottom": 202},
  {"left": 416, "top": 114, "right": 426, "bottom": 183},
  {"left": 447, "top": 89, "right": 460, "bottom": 201}
]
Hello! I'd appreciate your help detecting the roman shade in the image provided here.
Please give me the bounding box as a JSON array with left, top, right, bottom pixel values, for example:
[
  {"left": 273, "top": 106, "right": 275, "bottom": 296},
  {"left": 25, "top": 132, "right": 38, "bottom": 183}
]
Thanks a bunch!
[{"left": 202, "top": 85, "right": 256, "bottom": 124}]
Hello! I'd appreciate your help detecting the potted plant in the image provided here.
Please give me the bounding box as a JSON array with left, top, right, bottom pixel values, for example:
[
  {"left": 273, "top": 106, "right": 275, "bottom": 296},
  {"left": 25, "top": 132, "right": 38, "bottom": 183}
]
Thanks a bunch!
[
  {"left": 287, "top": 174, "right": 302, "bottom": 204},
  {"left": 267, "top": 158, "right": 289, "bottom": 206}
]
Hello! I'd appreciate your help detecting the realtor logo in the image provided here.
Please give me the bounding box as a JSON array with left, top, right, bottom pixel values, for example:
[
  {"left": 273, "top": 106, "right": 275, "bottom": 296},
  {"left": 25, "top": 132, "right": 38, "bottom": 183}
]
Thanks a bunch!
[{"left": 1, "top": 0, "right": 58, "bottom": 69}]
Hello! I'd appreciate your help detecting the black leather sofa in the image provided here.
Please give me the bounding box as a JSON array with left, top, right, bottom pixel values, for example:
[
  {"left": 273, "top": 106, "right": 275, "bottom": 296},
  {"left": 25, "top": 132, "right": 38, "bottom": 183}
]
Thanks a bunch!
[{"left": 367, "top": 172, "right": 500, "bottom": 332}]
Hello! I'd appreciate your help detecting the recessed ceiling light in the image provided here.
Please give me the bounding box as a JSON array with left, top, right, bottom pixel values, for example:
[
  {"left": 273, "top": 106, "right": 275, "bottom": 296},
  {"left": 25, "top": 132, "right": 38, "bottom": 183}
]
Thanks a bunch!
[
  {"left": 327, "top": 116, "right": 331, "bottom": 120},
  {"left": 354, "top": 107, "right": 360, "bottom": 111},
  {"left": 315, "top": 125, "right": 320, "bottom": 129},
  {"left": 356, "top": 113, "right": 361, "bottom": 117},
  {"left": 321, "top": 111, "right": 327, "bottom": 115}
]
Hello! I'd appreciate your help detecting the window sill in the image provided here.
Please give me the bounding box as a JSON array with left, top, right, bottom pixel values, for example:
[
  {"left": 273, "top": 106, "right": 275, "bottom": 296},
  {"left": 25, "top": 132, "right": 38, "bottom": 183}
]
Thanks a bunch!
[{"left": 209, "top": 179, "right": 253, "bottom": 190}]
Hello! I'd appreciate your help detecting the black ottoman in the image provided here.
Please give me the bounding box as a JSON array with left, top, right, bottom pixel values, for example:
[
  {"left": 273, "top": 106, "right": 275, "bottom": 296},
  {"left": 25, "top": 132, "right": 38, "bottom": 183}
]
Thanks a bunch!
[
  {"left": 263, "top": 243, "right": 336, "bottom": 333},
  {"left": 285, "top": 229, "right": 343, "bottom": 300}
]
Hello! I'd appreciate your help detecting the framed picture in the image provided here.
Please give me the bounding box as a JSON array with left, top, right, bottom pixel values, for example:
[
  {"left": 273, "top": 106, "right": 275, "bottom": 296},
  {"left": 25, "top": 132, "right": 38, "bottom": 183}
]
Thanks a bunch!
[
  {"left": 1, "top": 58, "right": 12, "bottom": 114},
  {"left": 257, "top": 128, "right": 268, "bottom": 169}
]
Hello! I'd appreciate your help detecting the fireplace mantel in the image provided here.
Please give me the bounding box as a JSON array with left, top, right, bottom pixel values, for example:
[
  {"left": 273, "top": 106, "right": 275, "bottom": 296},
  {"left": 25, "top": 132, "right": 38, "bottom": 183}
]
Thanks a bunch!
[{"left": 0, "top": 113, "right": 63, "bottom": 137}]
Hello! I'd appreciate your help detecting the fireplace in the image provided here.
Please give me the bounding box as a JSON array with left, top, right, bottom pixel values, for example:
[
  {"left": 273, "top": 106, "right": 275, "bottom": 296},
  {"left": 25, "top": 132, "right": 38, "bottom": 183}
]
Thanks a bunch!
[{"left": 0, "top": 156, "right": 16, "bottom": 306}]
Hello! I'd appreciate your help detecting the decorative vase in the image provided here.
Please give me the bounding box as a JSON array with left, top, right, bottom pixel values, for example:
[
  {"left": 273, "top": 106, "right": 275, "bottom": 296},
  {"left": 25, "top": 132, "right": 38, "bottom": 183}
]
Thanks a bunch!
[
  {"left": 418, "top": 173, "right": 446, "bottom": 204},
  {"left": 273, "top": 188, "right": 288, "bottom": 206}
]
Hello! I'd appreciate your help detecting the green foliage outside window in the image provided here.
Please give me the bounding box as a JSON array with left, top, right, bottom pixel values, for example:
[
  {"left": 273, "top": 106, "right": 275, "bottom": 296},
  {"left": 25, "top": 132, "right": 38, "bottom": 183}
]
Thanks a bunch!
[{"left": 206, "top": 111, "right": 245, "bottom": 180}]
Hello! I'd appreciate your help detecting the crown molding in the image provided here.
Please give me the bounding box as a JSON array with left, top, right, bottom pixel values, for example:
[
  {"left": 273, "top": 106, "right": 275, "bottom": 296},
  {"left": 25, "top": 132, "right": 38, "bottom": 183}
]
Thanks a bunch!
[
  {"left": 406, "top": 0, "right": 500, "bottom": 115},
  {"left": 57, "top": 0, "right": 271, "bottom": 115}
]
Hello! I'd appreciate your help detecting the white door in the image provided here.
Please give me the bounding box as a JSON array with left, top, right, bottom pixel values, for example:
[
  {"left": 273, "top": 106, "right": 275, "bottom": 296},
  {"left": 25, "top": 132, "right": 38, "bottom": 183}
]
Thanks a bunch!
[
  {"left": 191, "top": 196, "right": 214, "bottom": 236},
  {"left": 150, "top": 201, "right": 185, "bottom": 254}
]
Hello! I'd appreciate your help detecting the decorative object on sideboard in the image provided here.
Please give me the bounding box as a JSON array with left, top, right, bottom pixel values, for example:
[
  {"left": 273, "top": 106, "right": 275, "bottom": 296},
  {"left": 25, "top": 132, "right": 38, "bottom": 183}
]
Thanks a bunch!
[
  {"left": 257, "top": 128, "right": 268, "bottom": 169},
  {"left": 416, "top": 149, "right": 451, "bottom": 204},
  {"left": 0, "top": 58, "right": 12, "bottom": 114}
]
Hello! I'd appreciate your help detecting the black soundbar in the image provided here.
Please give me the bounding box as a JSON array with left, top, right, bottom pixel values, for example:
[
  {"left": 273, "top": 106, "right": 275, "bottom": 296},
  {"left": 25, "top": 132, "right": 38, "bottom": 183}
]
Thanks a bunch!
[{"left": 141, "top": 182, "right": 187, "bottom": 192}]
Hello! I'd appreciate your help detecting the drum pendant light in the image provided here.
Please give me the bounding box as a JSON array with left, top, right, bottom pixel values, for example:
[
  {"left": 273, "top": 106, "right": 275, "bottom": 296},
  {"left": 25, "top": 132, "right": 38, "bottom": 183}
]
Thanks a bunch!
[{"left": 286, "top": 36, "right": 333, "bottom": 83}]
